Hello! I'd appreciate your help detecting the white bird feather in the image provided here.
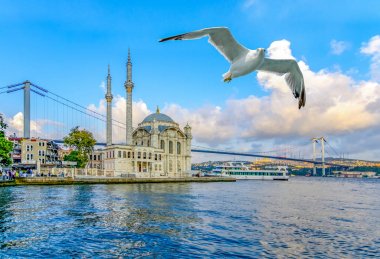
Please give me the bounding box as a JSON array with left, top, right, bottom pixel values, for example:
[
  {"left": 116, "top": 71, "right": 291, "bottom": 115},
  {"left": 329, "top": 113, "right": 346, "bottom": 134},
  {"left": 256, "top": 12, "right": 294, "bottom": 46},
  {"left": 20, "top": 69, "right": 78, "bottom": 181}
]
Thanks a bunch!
[{"left": 159, "top": 27, "right": 306, "bottom": 109}]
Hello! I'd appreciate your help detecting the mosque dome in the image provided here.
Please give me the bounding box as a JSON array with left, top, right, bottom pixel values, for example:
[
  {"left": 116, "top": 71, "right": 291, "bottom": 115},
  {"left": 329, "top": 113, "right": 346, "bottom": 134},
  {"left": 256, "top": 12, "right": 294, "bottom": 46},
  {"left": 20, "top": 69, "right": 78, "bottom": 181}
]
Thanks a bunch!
[{"left": 142, "top": 107, "right": 174, "bottom": 123}]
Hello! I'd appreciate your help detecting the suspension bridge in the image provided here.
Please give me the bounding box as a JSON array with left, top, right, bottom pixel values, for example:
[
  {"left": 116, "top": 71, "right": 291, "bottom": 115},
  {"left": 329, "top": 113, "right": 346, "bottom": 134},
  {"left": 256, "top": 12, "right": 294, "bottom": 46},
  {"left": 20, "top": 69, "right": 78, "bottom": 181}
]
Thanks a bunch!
[{"left": 1, "top": 80, "right": 350, "bottom": 174}]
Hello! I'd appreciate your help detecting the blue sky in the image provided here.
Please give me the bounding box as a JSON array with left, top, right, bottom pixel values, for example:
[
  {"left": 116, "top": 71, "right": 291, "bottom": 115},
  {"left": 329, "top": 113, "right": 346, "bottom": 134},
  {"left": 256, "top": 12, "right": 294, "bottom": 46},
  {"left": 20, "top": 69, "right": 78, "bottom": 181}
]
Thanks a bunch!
[{"left": 1, "top": 0, "right": 380, "bottom": 161}]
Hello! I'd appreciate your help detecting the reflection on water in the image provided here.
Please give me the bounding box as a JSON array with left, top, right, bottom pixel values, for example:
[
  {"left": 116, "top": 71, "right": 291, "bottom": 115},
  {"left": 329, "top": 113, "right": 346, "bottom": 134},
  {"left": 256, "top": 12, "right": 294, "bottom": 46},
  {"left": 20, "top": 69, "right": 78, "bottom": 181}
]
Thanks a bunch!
[{"left": 0, "top": 178, "right": 379, "bottom": 257}]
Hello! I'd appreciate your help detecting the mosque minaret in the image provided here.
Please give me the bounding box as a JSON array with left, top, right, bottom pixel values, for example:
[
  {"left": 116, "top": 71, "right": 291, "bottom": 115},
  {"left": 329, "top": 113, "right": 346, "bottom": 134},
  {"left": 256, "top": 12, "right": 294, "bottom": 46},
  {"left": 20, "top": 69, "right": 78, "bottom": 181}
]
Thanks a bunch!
[
  {"left": 105, "top": 65, "right": 113, "bottom": 146},
  {"left": 125, "top": 49, "right": 134, "bottom": 145}
]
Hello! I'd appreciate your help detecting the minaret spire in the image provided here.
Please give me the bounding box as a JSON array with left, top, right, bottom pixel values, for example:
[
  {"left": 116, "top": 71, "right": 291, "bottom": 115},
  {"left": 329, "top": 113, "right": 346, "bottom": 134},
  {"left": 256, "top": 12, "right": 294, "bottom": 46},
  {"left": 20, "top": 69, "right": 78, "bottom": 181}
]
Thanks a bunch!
[
  {"left": 125, "top": 49, "right": 134, "bottom": 145},
  {"left": 106, "top": 65, "right": 113, "bottom": 146}
]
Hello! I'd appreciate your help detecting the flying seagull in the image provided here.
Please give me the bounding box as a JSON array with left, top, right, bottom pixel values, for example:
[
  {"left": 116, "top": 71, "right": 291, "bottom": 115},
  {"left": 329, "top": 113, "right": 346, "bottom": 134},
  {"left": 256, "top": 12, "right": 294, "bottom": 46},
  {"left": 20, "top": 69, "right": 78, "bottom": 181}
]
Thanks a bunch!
[{"left": 159, "top": 27, "right": 306, "bottom": 109}]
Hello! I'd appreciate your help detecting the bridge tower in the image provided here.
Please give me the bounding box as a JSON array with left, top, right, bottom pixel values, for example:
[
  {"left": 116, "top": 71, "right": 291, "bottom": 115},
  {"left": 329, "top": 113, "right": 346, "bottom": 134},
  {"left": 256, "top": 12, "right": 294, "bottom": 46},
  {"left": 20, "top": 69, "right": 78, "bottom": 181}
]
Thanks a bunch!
[
  {"left": 312, "top": 137, "right": 326, "bottom": 176},
  {"left": 23, "top": 80, "right": 31, "bottom": 139},
  {"left": 321, "top": 137, "right": 326, "bottom": 176},
  {"left": 312, "top": 138, "right": 318, "bottom": 176}
]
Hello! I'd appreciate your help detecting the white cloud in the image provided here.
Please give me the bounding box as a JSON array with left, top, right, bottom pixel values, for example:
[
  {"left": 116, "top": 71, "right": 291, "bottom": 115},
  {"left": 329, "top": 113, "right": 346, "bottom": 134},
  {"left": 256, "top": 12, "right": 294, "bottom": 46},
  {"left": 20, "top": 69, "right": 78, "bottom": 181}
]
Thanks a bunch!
[
  {"left": 5, "top": 112, "right": 64, "bottom": 139},
  {"left": 361, "top": 35, "right": 380, "bottom": 82},
  {"left": 330, "top": 40, "right": 350, "bottom": 55}
]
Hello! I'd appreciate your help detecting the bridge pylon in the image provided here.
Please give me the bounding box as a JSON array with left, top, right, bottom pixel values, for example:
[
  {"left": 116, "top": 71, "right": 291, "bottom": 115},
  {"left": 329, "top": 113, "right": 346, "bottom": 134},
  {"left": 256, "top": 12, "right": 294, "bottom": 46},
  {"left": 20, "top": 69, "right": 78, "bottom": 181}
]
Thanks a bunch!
[{"left": 312, "top": 137, "right": 326, "bottom": 176}]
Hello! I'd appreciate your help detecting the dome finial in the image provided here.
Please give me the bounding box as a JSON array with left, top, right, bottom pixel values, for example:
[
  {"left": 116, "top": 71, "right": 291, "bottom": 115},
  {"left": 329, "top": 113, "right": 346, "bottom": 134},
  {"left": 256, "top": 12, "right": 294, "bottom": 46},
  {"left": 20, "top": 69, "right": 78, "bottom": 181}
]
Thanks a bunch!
[{"left": 156, "top": 105, "right": 160, "bottom": 113}]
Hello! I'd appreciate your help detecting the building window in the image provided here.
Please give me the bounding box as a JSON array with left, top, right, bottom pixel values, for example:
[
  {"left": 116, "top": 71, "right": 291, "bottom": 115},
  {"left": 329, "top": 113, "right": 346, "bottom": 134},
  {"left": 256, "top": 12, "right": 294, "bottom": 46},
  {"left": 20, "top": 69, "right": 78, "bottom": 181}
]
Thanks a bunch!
[
  {"left": 42, "top": 159, "right": 45, "bottom": 163},
  {"left": 147, "top": 140, "right": 150, "bottom": 147},
  {"left": 160, "top": 140, "right": 165, "bottom": 150},
  {"left": 133, "top": 152, "right": 135, "bottom": 158},
  {"left": 155, "top": 164, "right": 157, "bottom": 171},
  {"left": 26, "top": 145, "right": 30, "bottom": 152},
  {"left": 135, "top": 142, "right": 138, "bottom": 145},
  {"left": 155, "top": 154, "right": 157, "bottom": 161},
  {"left": 138, "top": 152, "right": 141, "bottom": 159},
  {"left": 30, "top": 154, "right": 33, "bottom": 160},
  {"left": 123, "top": 151, "right": 126, "bottom": 158},
  {"left": 113, "top": 151, "right": 115, "bottom": 158},
  {"left": 177, "top": 142, "right": 181, "bottom": 155},
  {"left": 143, "top": 152, "right": 146, "bottom": 159},
  {"left": 169, "top": 141, "right": 173, "bottom": 154},
  {"left": 149, "top": 153, "right": 151, "bottom": 159},
  {"left": 118, "top": 151, "right": 122, "bottom": 158},
  {"left": 128, "top": 152, "right": 131, "bottom": 158},
  {"left": 159, "top": 154, "right": 161, "bottom": 160}
]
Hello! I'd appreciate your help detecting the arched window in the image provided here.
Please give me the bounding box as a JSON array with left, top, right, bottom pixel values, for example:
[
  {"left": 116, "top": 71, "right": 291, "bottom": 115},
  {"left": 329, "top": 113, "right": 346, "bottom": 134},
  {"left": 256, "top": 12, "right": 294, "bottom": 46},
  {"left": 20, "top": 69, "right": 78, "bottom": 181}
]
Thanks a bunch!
[
  {"left": 123, "top": 151, "right": 126, "bottom": 158},
  {"left": 128, "top": 152, "right": 131, "bottom": 158},
  {"left": 143, "top": 152, "right": 146, "bottom": 159},
  {"left": 138, "top": 152, "right": 141, "bottom": 159},
  {"left": 169, "top": 141, "right": 173, "bottom": 154},
  {"left": 159, "top": 154, "right": 161, "bottom": 160},
  {"left": 160, "top": 140, "right": 165, "bottom": 150},
  {"left": 155, "top": 154, "right": 157, "bottom": 161},
  {"left": 149, "top": 153, "right": 152, "bottom": 159},
  {"left": 177, "top": 142, "right": 181, "bottom": 155},
  {"left": 118, "top": 151, "right": 121, "bottom": 158}
]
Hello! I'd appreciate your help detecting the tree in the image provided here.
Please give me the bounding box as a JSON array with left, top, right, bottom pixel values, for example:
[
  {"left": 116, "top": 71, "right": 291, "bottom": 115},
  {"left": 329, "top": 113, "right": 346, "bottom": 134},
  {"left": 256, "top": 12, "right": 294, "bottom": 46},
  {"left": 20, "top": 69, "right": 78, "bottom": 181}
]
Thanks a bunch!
[
  {"left": 0, "top": 114, "right": 13, "bottom": 167},
  {"left": 63, "top": 126, "right": 96, "bottom": 168},
  {"left": 63, "top": 150, "right": 85, "bottom": 168}
]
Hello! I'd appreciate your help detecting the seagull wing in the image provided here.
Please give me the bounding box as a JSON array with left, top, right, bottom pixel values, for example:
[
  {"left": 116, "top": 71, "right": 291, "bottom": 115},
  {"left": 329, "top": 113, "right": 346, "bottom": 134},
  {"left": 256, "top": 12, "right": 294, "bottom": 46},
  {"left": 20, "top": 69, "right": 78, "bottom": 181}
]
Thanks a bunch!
[
  {"left": 258, "top": 58, "right": 306, "bottom": 109},
  {"left": 159, "top": 27, "right": 249, "bottom": 62}
]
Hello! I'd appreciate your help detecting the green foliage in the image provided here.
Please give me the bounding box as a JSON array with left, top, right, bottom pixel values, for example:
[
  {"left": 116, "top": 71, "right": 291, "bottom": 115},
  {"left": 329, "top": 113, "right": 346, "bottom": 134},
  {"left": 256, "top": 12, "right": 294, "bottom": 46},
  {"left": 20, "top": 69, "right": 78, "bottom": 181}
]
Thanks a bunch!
[
  {"left": 0, "top": 114, "right": 13, "bottom": 166},
  {"left": 63, "top": 126, "right": 96, "bottom": 168},
  {"left": 63, "top": 150, "right": 85, "bottom": 168}
]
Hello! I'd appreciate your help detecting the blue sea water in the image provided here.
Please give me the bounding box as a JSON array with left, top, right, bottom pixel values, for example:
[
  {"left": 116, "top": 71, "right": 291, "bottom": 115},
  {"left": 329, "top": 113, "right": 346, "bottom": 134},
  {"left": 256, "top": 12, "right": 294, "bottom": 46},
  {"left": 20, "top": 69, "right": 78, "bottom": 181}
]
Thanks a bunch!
[{"left": 0, "top": 177, "right": 379, "bottom": 258}]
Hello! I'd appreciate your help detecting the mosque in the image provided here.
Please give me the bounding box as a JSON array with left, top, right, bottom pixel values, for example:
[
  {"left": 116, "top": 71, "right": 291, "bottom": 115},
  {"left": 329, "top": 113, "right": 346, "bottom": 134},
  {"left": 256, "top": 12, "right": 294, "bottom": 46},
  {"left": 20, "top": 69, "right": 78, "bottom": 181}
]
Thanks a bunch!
[{"left": 102, "top": 50, "right": 192, "bottom": 178}]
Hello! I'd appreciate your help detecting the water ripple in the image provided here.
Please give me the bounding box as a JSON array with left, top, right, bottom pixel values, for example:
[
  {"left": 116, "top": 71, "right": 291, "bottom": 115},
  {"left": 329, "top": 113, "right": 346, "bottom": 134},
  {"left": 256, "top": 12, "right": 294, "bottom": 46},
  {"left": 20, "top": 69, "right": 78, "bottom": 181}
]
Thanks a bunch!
[{"left": 0, "top": 178, "right": 378, "bottom": 257}]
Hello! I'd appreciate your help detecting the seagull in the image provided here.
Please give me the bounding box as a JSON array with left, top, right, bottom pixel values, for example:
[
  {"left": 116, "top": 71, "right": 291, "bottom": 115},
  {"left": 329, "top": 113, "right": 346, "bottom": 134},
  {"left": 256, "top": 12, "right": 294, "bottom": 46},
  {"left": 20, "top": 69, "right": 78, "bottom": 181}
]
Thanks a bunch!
[{"left": 159, "top": 27, "right": 306, "bottom": 109}]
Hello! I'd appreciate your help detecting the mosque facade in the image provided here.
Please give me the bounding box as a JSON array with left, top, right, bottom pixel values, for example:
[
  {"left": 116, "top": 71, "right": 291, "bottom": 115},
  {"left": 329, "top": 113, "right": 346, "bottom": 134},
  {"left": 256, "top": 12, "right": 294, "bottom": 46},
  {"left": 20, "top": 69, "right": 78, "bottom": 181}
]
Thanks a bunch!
[{"left": 102, "top": 51, "right": 192, "bottom": 178}]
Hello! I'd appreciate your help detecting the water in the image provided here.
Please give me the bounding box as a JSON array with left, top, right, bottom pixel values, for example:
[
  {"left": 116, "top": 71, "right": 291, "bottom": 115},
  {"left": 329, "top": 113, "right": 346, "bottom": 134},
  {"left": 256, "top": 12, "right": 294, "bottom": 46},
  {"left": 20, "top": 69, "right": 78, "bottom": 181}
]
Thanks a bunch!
[{"left": 0, "top": 177, "right": 379, "bottom": 258}]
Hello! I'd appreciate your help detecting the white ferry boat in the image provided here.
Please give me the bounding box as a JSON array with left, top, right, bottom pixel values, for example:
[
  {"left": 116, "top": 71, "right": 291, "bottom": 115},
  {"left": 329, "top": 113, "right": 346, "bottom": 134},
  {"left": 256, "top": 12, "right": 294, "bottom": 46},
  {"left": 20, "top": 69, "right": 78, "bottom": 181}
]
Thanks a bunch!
[{"left": 211, "top": 162, "right": 289, "bottom": 180}]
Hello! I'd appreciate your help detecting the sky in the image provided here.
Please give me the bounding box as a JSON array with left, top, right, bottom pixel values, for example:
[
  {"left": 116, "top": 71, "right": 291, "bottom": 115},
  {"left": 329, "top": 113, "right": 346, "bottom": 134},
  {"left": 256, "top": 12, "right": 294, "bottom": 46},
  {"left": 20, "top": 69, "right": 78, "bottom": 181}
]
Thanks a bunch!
[{"left": 1, "top": 0, "right": 380, "bottom": 162}]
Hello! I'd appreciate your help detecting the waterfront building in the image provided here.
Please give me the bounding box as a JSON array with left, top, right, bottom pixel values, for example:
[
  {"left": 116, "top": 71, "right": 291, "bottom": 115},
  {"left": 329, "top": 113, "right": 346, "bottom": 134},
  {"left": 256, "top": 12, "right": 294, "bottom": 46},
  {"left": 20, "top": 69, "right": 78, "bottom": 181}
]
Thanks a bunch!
[
  {"left": 9, "top": 136, "right": 22, "bottom": 164},
  {"left": 20, "top": 138, "right": 59, "bottom": 166},
  {"left": 87, "top": 149, "right": 104, "bottom": 169},
  {"left": 102, "top": 51, "right": 192, "bottom": 177}
]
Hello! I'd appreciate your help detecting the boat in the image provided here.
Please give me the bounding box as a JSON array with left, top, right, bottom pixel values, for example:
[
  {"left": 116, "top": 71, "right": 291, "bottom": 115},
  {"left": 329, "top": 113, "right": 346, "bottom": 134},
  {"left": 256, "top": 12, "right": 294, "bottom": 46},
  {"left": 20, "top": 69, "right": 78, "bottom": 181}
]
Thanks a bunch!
[{"left": 211, "top": 162, "right": 289, "bottom": 180}]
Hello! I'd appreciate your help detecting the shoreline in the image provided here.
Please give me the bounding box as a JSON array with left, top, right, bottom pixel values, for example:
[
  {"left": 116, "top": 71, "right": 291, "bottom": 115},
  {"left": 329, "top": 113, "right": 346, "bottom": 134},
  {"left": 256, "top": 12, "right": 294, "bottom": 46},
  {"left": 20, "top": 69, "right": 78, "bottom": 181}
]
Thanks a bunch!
[{"left": 0, "top": 176, "right": 235, "bottom": 187}]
